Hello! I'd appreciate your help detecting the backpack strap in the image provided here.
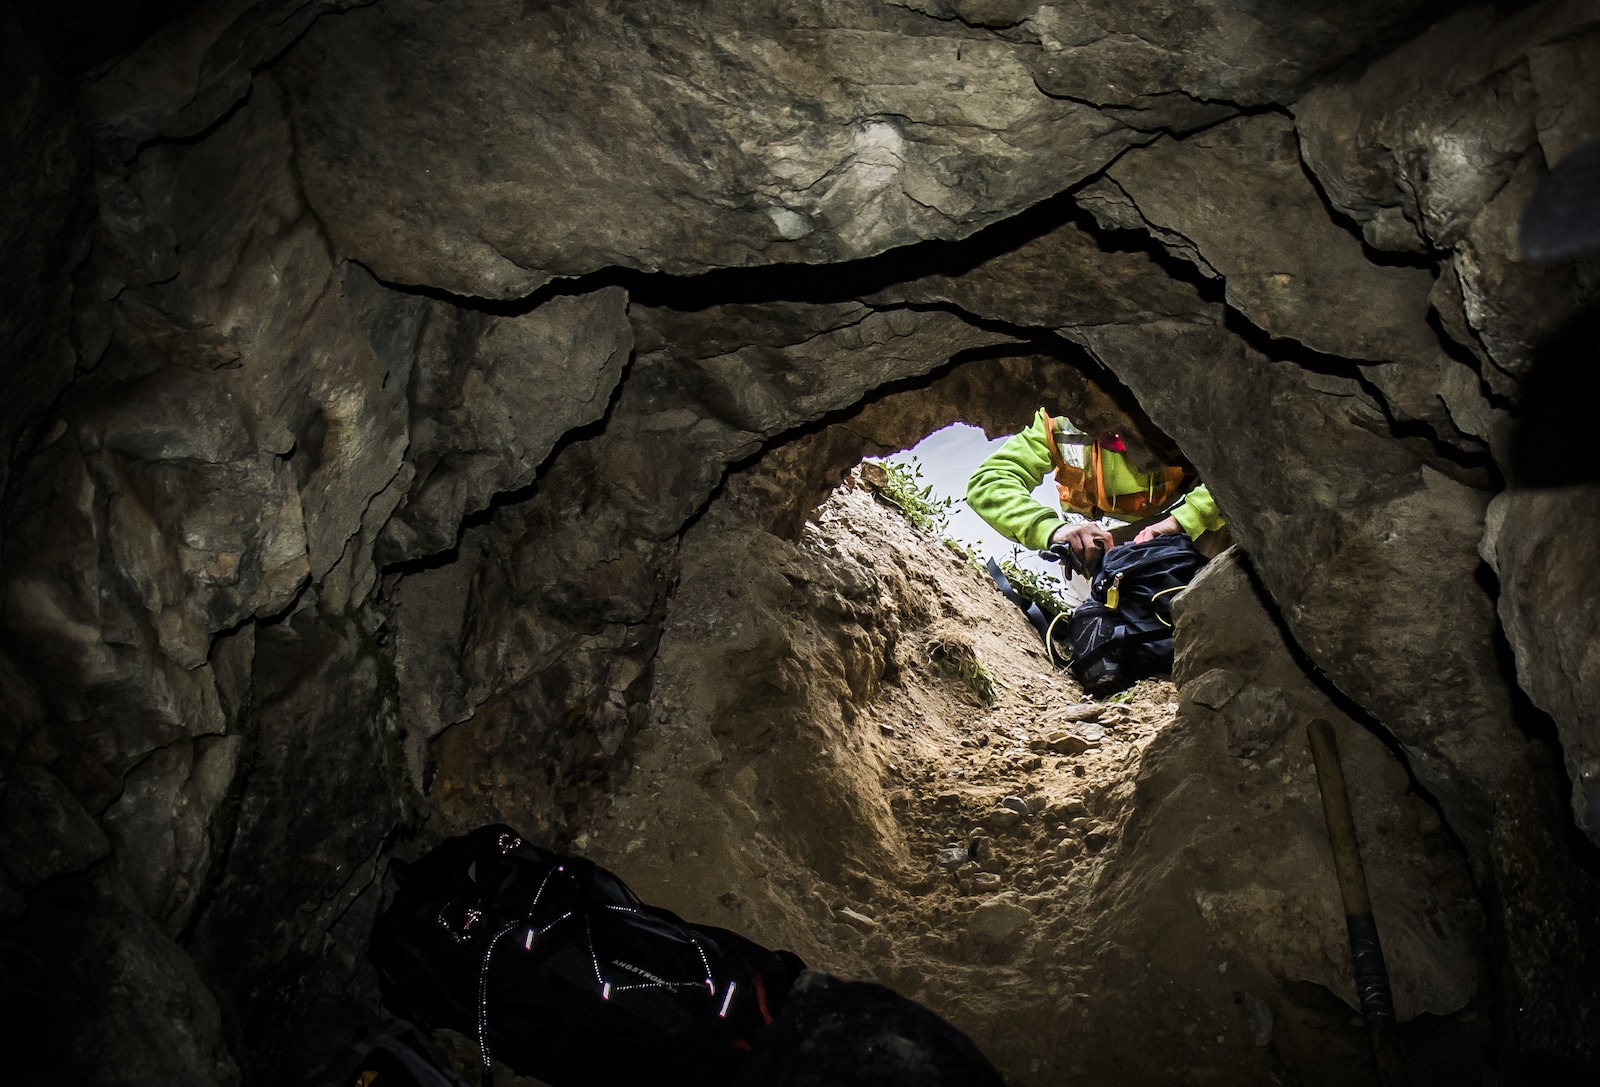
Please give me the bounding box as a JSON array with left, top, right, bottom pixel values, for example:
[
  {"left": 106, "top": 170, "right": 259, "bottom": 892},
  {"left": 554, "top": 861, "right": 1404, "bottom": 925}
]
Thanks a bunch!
[{"left": 1069, "top": 622, "right": 1171, "bottom": 671}]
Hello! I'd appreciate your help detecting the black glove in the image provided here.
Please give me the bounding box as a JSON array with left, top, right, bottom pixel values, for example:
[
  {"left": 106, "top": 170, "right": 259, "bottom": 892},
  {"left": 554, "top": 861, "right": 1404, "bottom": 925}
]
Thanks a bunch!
[{"left": 1041, "top": 541, "right": 1101, "bottom": 578}]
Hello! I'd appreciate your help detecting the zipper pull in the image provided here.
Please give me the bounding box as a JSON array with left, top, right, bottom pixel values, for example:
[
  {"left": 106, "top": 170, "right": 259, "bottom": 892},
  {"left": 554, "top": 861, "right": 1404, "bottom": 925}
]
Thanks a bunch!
[{"left": 1106, "top": 572, "right": 1124, "bottom": 610}]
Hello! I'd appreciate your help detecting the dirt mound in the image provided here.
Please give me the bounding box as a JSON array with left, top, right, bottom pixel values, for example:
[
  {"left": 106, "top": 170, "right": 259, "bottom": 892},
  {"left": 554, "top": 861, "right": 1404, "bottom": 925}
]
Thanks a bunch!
[{"left": 576, "top": 473, "right": 1490, "bottom": 1085}]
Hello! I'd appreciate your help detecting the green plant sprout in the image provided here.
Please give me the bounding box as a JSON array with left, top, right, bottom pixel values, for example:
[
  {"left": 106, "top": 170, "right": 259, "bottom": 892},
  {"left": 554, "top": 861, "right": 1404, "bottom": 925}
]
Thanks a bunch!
[
  {"left": 924, "top": 634, "right": 1001, "bottom": 705},
  {"left": 872, "top": 456, "right": 954, "bottom": 536},
  {"left": 998, "top": 546, "right": 1074, "bottom": 615}
]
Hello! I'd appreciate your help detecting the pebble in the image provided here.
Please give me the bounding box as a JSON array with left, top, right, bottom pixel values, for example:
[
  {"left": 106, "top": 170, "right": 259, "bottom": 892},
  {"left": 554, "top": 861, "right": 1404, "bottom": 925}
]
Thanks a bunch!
[
  {"left": 1000, "top": 795, "right": 1029, "bottom": 815},
  {"left": 985, "top": 807, "right": 1022, "bottom": 830},
  {"left": 970, "top": 872, "right": 1003, "bottom": 891},
  {"left": 835, "top": 907, "right": 878, "bottom": 932},
  {"left": 1041, "top": 732, "right": 1095, "bottom": 755},
  {"left": 968, "top": 893, "right": 1032, "bottom": 940},
  {"left": 937, "top": 847, "right": 969, "bottom": 870}
]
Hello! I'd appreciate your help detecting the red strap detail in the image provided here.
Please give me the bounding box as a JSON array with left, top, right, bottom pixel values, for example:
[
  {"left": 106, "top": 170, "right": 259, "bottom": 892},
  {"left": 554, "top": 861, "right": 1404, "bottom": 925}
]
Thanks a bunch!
[
  {"left": 754, "top": 972, "right": 773, "bottom": 1026},
  {"left": 733, "top": 1040, "right": 751, "bottom": 1051}
]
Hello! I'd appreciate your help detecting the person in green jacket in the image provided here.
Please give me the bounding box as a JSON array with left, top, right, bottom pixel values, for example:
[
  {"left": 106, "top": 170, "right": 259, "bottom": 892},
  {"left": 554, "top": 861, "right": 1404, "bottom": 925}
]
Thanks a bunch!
[{"left": 966, "top": 408, "right": 1224, "bottom": 574}]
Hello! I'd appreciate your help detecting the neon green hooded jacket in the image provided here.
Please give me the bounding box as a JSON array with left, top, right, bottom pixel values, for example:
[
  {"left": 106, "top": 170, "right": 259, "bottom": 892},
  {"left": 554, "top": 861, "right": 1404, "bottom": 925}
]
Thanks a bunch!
[{"left": 966, "top": 410, "right": 1224, "bottom": 551}]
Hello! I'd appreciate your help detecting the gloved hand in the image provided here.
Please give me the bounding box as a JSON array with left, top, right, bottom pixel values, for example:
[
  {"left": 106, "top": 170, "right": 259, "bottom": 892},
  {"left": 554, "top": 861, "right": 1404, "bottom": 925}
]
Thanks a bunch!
[{"left": 1045, "top": 522, "right": 1113, "bottom": 577}]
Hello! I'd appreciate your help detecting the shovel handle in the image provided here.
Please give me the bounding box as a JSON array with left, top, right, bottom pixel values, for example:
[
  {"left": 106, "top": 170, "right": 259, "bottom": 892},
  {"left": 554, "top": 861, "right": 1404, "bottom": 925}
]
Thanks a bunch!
[{"left": 1307, "top": 718, "right": 1407, "bottom": 1085}]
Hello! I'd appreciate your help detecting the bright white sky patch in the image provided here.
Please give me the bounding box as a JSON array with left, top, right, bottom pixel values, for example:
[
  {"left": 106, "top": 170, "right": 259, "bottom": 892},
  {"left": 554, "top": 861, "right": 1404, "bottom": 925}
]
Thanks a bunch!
[{"left": 875, "top": 421, "right": 1088, "bottom": 600}]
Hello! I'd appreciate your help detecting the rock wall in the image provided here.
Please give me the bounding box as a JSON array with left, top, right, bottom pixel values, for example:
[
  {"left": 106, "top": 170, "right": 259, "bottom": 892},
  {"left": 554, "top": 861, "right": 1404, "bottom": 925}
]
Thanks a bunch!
[{"left": 1, "top": 0, "right": 1598, "bottom": 1082}]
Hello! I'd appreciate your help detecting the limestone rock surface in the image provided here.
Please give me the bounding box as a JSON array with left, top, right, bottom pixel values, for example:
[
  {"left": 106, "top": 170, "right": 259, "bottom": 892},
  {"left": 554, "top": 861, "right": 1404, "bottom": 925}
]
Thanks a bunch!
[
  {"left": 1070, "top": 316, "right": 1517, "bottom": 856},
  {"left": 100, "top": 735, "right": 243, "bottom": 933},
  {"left": 1483, "top": 487, "right": 1600, "bottom": 844},
  {"left": 1104, "top": 113, "right": 1488, "bottom": 441},
  {"left": 1294, "top": 2, "right": 1600, "bottom": 385},
  {"left": 22, "top": 866, "right": 241, "bottom": 1087},
  {"left": 346, "top": 273, "right": 634, "bottom": 565},
  {"left": 1000, "top": 0, "right": 1445, "bottom": 109},
  {"left": 1164, "top": 550, "right": 1483, "bottom": 1020},
  {"left": 80, "top": 0, "right": 368, "bottom": 157},
  {"left": 5, "top": 0, "right": 1600, "bottom": 1081},
  {"left": 186, "top": 609, "right": 403, "bottom": 1054},
  {"left": 0, "top": 763, "right": 111, "bottom": 888},
  {"left": 868, "top": 212, "right": 1210, "bottom": 331},
  {"left": 277, "top": 0, "right": 1144, "bottom": 297},
  {"left": 0, "top": 10, "right": 91, "bottom": 500}
]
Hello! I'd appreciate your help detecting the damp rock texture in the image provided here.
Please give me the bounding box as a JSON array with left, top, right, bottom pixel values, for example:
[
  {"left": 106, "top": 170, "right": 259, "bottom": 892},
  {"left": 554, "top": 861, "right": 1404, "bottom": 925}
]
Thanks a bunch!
[{"left": 1, "top": 0, "right": 1599, "bottom": 1083}]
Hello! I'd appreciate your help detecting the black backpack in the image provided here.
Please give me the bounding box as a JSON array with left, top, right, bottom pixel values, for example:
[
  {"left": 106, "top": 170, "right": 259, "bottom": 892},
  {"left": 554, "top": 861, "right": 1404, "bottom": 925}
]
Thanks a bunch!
[
  {"left": 1052, "top": 534, "right": 1206, "bottom": 695},
  {"left": 735, "top": 971, "right": 1006, "bottom": 1087},
  {"left": 291, "top": 1013, "right": 471, "bottom": 1087},
  {"left": 369, "top": 825, "right": 806, "bottom": 1087}
]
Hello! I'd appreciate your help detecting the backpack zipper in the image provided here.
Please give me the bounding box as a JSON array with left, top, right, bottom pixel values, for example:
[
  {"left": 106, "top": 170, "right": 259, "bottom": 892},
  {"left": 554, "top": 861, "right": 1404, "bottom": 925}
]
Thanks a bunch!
[
  {"left": 1106, "top": 572, "right": 1124, "bottom": 609},
  {"left": 477, "top": 919, "right": 520, "bottom": 1087}
]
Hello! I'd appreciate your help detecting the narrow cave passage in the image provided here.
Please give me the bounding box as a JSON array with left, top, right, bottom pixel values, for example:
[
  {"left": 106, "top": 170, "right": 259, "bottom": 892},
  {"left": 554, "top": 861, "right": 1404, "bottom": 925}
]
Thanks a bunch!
[
  {"left": 528, "top": 366, "right": 1496, "bottom": 1087},
  {"left": 6, "top": 3, "right": 1600, "bottom": 1084}
]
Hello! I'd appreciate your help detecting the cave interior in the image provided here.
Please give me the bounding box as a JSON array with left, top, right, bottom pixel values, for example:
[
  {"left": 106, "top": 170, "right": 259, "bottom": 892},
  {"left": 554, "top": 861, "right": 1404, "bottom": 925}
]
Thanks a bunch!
[{"left": 2, "top": 0, "right": 1600, "bottom": 1084}]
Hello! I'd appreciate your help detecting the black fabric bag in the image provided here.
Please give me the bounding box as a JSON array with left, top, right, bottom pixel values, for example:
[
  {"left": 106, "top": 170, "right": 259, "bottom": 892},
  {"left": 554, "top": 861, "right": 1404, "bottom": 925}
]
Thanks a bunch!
[
  {"left": 1053, "top": 534, "right": 1206, "bottom": 695},
  {"left": 293, "top": 1013, "right": 471, "bottom": 1087},
  {"left": 735, "top": 970, "right": 1005, "bottom": 1087},
  {"left": 369, "top": 824, "right": 806, "bottom": 1087}
]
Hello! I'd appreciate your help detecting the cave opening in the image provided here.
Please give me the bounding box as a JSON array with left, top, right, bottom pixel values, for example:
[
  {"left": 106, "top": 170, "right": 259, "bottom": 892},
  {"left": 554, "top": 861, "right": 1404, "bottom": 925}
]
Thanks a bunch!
[
  {"left": 5, "top": 2, "right": 1600, "bottom": 1086},
  {"left": 528, "top": 349, "right": 1496, "bottom": 1087}
]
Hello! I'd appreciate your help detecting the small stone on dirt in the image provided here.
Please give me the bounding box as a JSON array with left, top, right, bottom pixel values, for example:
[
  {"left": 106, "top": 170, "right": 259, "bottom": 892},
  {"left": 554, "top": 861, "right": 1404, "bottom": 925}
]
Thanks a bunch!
[
  {"left": 835, "top": 907, "right": 878, "bottom": 932},
  {"left": 970, "top": 872, "right": 1003, "bottom": 891},
  {"left": 1000, "top": 795, "right": 1029, "bottom": 815},
  {"left": 857, "top": 461, "right": 889, "bottom": 490},
  {"left": 968, "top": 893, "right": 1033, "bottom": 940},
  {"left": 985, "top": 807, "right": 1022, "bottom": 830},
  {"left": 937, "top": 846, "right": 969, "bottom": 870},
  {"left": 1045, "top": 732, "right": 1095, "bottom": 755}
]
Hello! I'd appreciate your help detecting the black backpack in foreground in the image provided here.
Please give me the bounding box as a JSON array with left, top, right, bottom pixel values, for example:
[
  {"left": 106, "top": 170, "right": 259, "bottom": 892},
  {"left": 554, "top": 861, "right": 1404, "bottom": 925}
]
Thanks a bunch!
[
  {"left": 369, "top": 824, "right": 806, "bottom": 1087},
  {"left": 291, "top": 1013, "right": 470, "bottom": 1087},
  {"left": 735, "top": 971, "right": 1006, "bottom": 1087},
  {"left": 1053, "top": 534, "right": 1206, "bottom": 695}
]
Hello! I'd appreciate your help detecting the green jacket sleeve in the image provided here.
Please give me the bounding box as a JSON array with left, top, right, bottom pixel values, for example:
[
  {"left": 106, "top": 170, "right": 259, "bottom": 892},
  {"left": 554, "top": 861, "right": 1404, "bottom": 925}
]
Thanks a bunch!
[
  {"left": 965, "top": 410, "right": 1065, "bottom": 551},
  {"left": 1170, "top": 484, "right": 1225, "bottom": 539}
]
